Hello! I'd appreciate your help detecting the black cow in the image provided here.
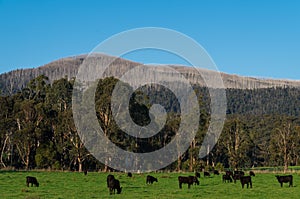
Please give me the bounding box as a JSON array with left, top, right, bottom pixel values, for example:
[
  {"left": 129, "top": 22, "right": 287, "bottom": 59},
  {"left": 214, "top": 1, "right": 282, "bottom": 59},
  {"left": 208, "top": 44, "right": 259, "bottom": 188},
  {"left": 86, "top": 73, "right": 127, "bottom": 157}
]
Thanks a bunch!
[
  {"left": 233, "top": 171, "right": 244, "bottom": 183},
  {"left": 84, "top": 170, "right": 87, "bottom": 175},
  {"left": 127, "top": 172, "right": 132, "bottom": 177},
  {"left": 178, "top": 176, "right": 199, "bottom": 189},
  {"left": 275, "top": 175, "right": 293, "bottom": 187},
  {"left": 249, "top": 171, "right": 255, "bottom": 176},
  {"left": 107, "top": 174, "right": 115, "bottom": 187},
  {"left": 107, "top": 174, "right": 122, "bottom": 194},
  {"left": 189, "top": 176, "right": 199, "bottom": 185},
  {"left": 146, "top": 175, "right": 158, "bottom": 184},
  {"left": 240, "top": 176, "right": 252, "bottom": 188},
  {"left": 233, "top": 173, "right": 244, "bottom": 183},
  {"left": 222, "top": 174, "right": 233, "bottom": 183},
  {"left": 203, "top": 171, "right": 210, "bottom": 177},
  {"left": 213, "top": 170, "right": 220, "bottom": 175},
  {"left": 226, "top": 171, "right": 233, "bottom": 177},
  {"left": 26, "top": 176, "right": 39, "bottom": 187},
  {"left": 195, "top": 172, "right": 201, "bottom": 178}
]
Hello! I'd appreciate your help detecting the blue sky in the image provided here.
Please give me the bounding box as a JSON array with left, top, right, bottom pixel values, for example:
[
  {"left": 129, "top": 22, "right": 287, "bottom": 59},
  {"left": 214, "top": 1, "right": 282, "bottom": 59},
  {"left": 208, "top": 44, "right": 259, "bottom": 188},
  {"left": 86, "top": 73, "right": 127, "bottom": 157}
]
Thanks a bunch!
[{"left": 0, "top": 0, "right": 299, "bottom": 80}]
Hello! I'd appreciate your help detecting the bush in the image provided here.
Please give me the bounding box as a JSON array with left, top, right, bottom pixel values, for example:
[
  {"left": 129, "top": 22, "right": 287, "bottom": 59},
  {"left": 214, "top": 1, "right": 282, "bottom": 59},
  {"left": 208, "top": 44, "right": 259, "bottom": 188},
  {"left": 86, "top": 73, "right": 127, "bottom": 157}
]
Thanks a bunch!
[
  {"left": 52, "top": 161, "right": 61, "bottom": 170},
  {"left": 215, "top": 162, "right": 224, "bottom": 171},
  {"left": 205, "top": 165, "right": 213, "bottom": 172}
]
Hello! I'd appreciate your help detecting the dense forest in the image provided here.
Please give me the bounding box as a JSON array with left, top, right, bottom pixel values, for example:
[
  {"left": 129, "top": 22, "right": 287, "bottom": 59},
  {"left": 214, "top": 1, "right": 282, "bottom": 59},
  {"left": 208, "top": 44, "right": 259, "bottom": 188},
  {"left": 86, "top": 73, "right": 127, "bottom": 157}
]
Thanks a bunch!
[{"left": 0, "top": 75, "right": 299, "bottom": 173}]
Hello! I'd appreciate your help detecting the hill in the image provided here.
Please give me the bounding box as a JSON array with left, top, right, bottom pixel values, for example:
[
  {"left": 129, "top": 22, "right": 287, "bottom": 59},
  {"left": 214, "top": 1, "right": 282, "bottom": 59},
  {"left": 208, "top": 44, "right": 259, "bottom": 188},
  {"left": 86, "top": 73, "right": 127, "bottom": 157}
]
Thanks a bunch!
[{"left": 1, "top": 54, "right": 299, "bottom": 95}]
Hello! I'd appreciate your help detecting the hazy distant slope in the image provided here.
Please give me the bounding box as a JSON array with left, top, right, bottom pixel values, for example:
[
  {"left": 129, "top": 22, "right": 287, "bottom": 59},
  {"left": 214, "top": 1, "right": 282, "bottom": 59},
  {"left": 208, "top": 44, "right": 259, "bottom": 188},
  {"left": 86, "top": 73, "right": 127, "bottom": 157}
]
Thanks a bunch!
[{"left": 0, "top": 54, "right": 299, "bottom": 95}]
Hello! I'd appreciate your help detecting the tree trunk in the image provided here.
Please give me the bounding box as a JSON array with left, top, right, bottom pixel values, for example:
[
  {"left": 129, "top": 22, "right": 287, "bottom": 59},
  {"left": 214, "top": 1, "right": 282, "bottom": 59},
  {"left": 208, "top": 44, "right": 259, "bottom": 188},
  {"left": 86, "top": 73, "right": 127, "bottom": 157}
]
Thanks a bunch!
[
  {"left": 206, "top": 144, "right": 210, "bottom": 166},
  {"left": 279, "top": 125, "right": 290, "bottom": 174},
  {"left": 25, "top": 144, "right": 30, "bottom": 170},
  {"left": 177, "top": 155, "right": 182, "bottom": 172},
  {"left": 0, "top": 135, "right": 9, "bottom": 168},
  {"left": 189, "top": 139, "right": 195, "bottom": 172},
  {"left": 78, "top": 158, "right": 83, "bottom": 172},
  {"left": 283, "top": 143, "right": 288, "bottom": 173}
]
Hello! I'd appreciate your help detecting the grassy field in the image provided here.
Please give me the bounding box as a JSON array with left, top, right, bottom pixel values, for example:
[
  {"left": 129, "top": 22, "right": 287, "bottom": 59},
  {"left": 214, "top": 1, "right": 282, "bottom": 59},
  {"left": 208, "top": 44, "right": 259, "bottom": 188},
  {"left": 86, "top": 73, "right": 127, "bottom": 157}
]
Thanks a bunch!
[{"left": 0, "top": 171, "right": 299, "bottom": 199}]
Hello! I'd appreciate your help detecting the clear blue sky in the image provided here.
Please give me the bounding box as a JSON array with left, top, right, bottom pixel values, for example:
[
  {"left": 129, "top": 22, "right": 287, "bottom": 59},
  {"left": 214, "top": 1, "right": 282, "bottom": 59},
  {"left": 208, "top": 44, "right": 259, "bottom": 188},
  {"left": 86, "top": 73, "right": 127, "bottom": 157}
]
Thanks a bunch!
[{"left": 0, "top": 0, "right": 299, "bottom": 80}]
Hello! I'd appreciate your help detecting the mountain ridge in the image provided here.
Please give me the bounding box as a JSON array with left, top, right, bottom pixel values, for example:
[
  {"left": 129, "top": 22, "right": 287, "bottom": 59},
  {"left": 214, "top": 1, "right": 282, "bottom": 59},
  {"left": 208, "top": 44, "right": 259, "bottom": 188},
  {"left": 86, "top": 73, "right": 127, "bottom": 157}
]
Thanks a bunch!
[{"left": 1, "top": 54, "right": 299, "bottom": 95}]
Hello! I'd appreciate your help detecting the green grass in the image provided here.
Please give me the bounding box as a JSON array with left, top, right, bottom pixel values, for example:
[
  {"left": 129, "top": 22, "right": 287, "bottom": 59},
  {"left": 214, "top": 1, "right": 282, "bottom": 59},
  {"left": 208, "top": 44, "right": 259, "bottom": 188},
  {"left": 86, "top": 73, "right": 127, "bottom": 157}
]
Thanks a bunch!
[
  {"left": 250, "top": 166, "right": 300, "bottom": 172},
  {"left": 0, "top": 171, "right": 299, "bottom": 198}
]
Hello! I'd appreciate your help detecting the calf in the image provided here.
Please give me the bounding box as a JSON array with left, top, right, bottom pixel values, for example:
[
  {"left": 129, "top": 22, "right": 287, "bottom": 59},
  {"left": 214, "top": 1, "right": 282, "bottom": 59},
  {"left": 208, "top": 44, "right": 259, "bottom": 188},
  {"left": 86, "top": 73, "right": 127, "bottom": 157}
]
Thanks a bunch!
[
  {"left": 213, "top": 170, "right": 220, "bottom": 175},
  {"left": 178, "top": 176, "right": 198, "bottom": 189},
  {"left": 127, "top": 172, "right": 132, "bottom": 177},
  {"left": 26, "top": 176, "right": 39, "bottom": 187},
  {"left": 240, "top": 176, "right": 252, "bottom": 188},
  {"left": 249, "top": 171, "right": 255, "bottom": 176},
  {"left": 275, "top": 175, "right": 293, "bottom": 187},
  {"left": 146, "top": 175, "right": 158, "bottom": 184},
  {"left": 203, "top": 171, "right": 210, "bottom": 177},
  {"left": 195, "top": 172, "right": 201, "bottom": 178},
  {"left": 222, "top": 174, "right": 233, "bottom": 183}
]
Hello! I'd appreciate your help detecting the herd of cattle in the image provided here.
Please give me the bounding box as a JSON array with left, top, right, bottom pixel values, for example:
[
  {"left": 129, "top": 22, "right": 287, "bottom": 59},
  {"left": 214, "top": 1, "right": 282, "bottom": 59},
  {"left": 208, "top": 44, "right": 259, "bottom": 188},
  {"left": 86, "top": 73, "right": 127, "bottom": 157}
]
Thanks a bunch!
[{"left": 25, "top": 170, "right": 294, "bottom": 195}]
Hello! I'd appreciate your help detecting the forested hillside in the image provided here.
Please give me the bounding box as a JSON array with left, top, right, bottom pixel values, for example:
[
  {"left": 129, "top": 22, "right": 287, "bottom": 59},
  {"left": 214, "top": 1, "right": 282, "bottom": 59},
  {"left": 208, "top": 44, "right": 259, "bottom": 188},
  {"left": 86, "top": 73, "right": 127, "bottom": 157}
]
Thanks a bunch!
[{"left": 0, "top": 75, "right": 299, "bottom": 172}]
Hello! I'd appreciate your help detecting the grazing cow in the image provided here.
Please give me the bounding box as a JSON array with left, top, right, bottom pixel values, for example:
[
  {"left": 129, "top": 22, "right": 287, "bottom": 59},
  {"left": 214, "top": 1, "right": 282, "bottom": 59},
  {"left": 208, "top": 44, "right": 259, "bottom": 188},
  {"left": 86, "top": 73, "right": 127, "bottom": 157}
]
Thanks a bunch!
[
  {"left": 249, "top": 171, "right": 255, "bottom": 177},
  {"left": 203, "top": 171, "right": 210, "bottom": 177},
  {"left": 195, "top": 172, "right": 201, "bottom": 178},
  {"left": 178, "top": 176, "right": 199, "bottom": 189},
  {"left": 213, "top": 170, "right": 220, "bottom": 175},
  {"left": 26, "top": 176, "right": 39, "bottom": 187},
  {"left": 222, "top": 174, "right": 233, "bottom": 183},
  {"left": 240, "top": 176, "right": 252, "bottom": 188},
  {"left": 107, "top": 175, "right": 122, "bottom": 195},
  {"left": 127, "top": 172, "right": 132, "bottom": 177},
  {"left": 275, "top": 175, "right": 293, "bottom": 187},
  {"left": 226, "top": 171, "right": 233, "bottom": 177},
  {"left": 189, "top": 176, "right": 199, "bottom": 185},
  {"left": 233, "top": 173, "right": 244, "bottom": 183},
  {"left": 146, "top": 175, "right": 158, "bottom": 184}
]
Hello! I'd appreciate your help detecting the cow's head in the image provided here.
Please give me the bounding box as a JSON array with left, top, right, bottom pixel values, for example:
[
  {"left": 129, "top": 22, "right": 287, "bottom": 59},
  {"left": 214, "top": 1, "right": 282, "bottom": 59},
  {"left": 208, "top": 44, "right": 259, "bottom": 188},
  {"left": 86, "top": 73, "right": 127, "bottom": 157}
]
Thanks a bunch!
[
  {"left": 194, "top": 178, "right": 199, "bottom": 185},
  {"left": 117, "top": 187, "right": 122, "bottom": 194}
]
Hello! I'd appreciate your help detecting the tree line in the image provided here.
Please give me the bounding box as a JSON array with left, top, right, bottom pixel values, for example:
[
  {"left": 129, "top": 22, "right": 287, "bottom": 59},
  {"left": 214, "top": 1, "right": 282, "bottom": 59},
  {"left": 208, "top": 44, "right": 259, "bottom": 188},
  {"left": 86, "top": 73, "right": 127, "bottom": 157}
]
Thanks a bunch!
[{"left": 0, "top": 75, "right": 299, "bottom": 172}]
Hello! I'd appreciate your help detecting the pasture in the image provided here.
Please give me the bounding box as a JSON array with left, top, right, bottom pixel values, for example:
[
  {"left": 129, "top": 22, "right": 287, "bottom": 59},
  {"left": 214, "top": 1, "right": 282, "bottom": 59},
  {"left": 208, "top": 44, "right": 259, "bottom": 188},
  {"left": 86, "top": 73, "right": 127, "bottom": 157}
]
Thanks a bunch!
[{"left": 0, "top": 171, "right": 299, "bottom": 199}]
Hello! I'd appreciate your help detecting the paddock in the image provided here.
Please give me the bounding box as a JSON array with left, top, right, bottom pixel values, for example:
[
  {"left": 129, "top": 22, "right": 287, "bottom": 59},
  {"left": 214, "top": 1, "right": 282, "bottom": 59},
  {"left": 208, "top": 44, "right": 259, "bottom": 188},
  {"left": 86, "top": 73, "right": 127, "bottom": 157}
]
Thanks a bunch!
[{"left": 0, "top": 171, "right": 298, "bottom": 198}]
